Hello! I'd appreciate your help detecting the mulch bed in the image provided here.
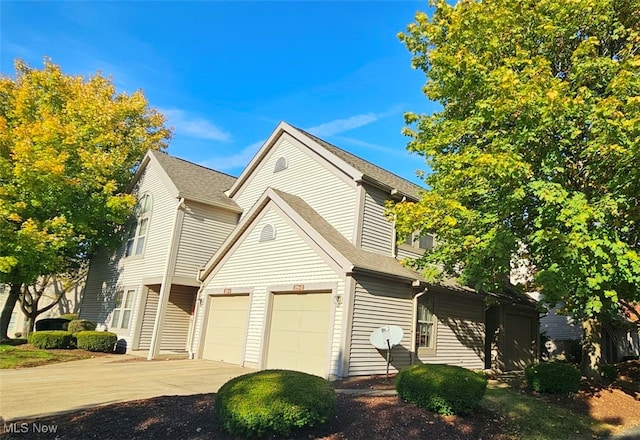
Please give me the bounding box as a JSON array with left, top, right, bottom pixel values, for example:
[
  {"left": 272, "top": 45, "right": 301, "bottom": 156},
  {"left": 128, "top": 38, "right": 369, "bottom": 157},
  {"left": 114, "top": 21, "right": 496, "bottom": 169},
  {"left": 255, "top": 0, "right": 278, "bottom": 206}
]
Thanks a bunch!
[
  {"left": 1, "top": 362, "right": 639, "bottom": 440},
  {"left": 0, "top": 393, "right": 509, "bottom": 440}
]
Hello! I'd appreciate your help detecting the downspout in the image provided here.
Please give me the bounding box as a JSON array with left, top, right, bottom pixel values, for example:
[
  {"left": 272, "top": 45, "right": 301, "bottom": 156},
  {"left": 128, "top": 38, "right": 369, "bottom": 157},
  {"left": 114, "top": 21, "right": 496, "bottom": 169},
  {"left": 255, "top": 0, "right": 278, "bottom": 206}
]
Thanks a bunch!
[{"left": 148, "top": 197, "right": 186, "bottom": 360}]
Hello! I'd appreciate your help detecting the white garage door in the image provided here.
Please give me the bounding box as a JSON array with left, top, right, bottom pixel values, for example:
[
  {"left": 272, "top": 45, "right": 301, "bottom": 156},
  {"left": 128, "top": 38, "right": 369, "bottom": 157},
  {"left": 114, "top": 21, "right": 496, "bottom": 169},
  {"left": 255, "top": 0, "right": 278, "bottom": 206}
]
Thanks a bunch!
[
  {"left": 266, "top": 292, "right": 332, "bottom": 377},
  {"left": 201, "top": 295, "right": 250, "bottom": 364}
]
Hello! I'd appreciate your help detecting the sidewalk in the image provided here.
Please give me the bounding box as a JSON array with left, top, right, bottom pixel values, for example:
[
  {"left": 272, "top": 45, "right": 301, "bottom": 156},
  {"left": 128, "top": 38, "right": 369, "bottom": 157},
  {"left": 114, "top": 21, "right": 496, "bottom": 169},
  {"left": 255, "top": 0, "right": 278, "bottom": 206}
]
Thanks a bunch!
[{"left": 0, "top": 355, "right": 252, "bottom": 422}]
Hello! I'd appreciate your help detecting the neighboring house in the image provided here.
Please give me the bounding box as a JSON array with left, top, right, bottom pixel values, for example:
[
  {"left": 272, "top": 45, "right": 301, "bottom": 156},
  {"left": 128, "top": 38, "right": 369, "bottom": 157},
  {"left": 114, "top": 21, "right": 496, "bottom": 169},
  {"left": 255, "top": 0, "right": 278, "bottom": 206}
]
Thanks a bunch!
[
  {"left": 187, "top": 122, "right": 538, "bottom": 379},
  {"left": 0, "top": 278, "right": 83, "bottom": 337},
  {"left": 79, "top": 150, "right": 240, "bottom": 357}
]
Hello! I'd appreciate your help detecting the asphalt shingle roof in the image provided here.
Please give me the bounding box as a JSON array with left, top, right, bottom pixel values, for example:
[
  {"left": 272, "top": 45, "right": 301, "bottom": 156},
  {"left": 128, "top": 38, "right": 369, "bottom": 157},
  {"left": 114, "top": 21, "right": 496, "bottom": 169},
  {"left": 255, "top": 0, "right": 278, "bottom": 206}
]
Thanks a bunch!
[
  {"left": 294, "top": 127, "right": 423, "bottom": 200},
  {"left": 150, "top": 150, "right": 240, "bottom": 210},
  {"left": 272, "top": 188, "right": 422, "bottom": 281}
]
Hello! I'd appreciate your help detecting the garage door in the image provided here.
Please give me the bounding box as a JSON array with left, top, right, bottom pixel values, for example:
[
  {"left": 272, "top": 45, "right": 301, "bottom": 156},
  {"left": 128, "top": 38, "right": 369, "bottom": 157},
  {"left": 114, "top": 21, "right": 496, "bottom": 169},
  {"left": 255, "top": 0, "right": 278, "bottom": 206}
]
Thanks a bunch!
[
  {"left": 201, "top": 295, "right": 250, "bottom": 364},
  {"left": 266, "top": 292, "right": 332, "bottom": 377}
]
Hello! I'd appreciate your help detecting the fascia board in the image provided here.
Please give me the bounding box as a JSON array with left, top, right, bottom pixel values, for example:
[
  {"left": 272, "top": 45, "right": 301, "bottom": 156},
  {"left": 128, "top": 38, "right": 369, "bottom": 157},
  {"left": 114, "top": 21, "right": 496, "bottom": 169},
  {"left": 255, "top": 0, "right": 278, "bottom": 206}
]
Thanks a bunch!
[{"left": 227, "top": 122, "right": 289, "bottom": 198}]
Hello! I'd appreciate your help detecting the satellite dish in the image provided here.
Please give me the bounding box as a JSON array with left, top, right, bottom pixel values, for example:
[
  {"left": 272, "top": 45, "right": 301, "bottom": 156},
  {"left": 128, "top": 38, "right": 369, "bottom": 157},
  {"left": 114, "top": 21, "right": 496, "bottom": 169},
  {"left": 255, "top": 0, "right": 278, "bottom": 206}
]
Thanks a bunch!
[
  {"left": 370, "top": 325, "right": 404, "bottom": 350},
  {"left": 369, "top": 325, "right": 404, "bottom": 377}
]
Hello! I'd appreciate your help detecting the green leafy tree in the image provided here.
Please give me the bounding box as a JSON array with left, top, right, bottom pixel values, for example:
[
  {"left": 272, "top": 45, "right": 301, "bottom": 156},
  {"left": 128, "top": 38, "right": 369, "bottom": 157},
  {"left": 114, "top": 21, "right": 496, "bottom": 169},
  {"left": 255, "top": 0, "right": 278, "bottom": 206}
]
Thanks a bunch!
[
  {"left": 391, "top": 0, "right": 640, "bottom": 379},
  {"left": 0, "top": 59, "right": 171, "bottom": 340}
]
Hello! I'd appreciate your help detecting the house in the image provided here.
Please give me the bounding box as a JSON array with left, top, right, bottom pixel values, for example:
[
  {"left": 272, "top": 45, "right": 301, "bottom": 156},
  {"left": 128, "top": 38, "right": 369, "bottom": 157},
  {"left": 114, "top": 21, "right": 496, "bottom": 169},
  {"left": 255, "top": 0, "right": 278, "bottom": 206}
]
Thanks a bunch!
[
  {"left": 79, "top": 150, "right": 240, "bottom": 358},
  {"left": 0, "top": 277, "right": 84, "bottom": 338},
  {"left": 80, "top": 122, "right": 538, "bottom": 378},
  {"left": 187, "top": 122, "right": 538, "bottom": 379}
]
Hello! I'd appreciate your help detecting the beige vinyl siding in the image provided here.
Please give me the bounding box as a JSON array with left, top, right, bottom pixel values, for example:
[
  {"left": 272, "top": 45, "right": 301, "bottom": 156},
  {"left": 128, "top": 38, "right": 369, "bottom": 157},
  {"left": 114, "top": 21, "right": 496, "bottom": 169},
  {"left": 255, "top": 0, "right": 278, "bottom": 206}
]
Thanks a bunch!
[
  {"left": 349, "top": 277, "right": 414, "bottom": 376},
  {"left": 233, "top": 135, "right": 357, "bottom": 241},
  {"left": 81, "top": 163, "right": 179, "bottom": 346},
  {"left": 418, "top": 292, "right": 485, "bottom": 370},
  {"left": 174, "top": 202, "right": 238, "bottom": 280},
  {"left": 360, "top": 185, "right": 394, "bottom": 255},
  {"left": 80, "top": 249, "right": 119, "bottom": 326},
  {"left": 137, "top": 287, "right": 160, "bottom": 350},
  {"left": 197, "top": 207, "right": 344, "bottom": 376},
  {"left": 160, "top": 285, "right": 196, "bottom": 351}
]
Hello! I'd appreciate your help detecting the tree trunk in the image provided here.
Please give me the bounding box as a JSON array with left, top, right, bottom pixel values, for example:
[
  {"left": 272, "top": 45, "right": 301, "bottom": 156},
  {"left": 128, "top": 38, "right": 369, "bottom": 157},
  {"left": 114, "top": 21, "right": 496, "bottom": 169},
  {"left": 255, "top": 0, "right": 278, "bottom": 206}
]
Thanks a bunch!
[
  {"left": 0, "top": 283, "right": 21, "bottom": 340},
  {"left": 581, "top": 318, "right": 603, "bottom": 383},
  {"left": 23, "top": 315, "right": 35, "bottom": 338}
]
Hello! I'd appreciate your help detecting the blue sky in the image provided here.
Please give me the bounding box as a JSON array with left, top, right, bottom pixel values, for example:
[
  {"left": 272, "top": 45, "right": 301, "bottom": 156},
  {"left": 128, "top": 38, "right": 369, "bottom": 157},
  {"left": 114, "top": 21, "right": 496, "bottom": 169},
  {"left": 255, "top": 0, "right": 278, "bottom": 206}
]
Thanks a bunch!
[{"left": 1, "top": 1, "right": 437, "bottom": 185}]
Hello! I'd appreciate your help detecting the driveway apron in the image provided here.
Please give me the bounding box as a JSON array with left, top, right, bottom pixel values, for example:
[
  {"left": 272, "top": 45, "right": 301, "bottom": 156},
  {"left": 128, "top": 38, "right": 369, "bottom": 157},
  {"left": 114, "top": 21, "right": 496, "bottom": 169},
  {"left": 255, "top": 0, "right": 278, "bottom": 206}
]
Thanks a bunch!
[{"left": 0, "top": 356, "right": 253, "bottom": 422}]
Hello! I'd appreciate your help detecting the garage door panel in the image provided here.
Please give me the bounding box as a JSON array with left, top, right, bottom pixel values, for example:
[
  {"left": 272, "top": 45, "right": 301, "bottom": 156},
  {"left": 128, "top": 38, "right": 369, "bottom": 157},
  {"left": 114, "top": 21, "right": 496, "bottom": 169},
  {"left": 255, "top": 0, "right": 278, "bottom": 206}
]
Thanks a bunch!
[
  {"left": 202, "top": 295, "right": 249, "bottom": 365},
  {"left": 266, "top": 292, "right": 331, "bottom": 377}
]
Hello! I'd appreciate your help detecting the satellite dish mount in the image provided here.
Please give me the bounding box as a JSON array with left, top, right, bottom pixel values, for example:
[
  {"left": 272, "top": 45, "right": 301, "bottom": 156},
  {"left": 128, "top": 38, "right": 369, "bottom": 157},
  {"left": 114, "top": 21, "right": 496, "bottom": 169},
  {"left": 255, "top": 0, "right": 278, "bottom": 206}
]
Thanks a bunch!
[{"left": 369, "top": 325, "right": 404, "bottom": 377}]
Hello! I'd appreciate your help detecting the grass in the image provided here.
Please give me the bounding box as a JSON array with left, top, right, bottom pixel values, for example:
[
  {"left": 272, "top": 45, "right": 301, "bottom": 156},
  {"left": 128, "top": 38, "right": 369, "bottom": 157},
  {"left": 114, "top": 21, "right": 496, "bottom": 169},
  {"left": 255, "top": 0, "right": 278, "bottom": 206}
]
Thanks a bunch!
[
  {"left": 0, "top": 343, "right": 95, "bottom": 369},
  {"left": 481, "top": 382, "right": 612, "bottom": 440}
]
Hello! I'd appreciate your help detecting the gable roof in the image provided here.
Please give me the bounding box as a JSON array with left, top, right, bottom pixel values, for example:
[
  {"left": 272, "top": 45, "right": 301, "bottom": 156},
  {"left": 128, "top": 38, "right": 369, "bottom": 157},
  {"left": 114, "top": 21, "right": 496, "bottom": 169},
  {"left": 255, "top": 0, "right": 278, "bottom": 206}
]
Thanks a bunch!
[
  {"left": 147, "top": 150, "right": 241, "bottom": 211},
  {"left": 294, "top": 127, "right": 423, "bottom": 200},
  {"left": 200, "top": 186, "right": 423, "bottom": 284},
  {"left": 227, "top": 122, "right": 423, "bottom": 201}
]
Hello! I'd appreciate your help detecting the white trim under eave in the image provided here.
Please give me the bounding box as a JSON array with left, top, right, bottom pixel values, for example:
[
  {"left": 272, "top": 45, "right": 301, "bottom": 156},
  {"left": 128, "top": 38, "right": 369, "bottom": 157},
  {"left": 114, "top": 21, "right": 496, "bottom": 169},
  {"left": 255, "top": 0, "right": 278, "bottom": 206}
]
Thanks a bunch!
[{"left": 227, "top": 122, "right": 364, "bottom": 199}]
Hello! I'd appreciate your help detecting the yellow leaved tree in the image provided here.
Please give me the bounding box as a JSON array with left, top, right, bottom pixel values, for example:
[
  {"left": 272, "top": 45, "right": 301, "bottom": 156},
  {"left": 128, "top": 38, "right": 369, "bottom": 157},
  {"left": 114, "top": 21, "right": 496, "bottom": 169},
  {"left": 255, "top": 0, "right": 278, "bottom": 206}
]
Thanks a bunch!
[{"left": 0, "top": 59, "right": 172, "bottom": 340}]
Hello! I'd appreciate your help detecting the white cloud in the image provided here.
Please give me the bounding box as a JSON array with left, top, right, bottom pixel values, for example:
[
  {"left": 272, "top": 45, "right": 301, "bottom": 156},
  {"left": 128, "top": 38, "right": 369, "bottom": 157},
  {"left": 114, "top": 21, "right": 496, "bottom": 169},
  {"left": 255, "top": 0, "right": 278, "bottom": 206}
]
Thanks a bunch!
[
  {"left": 304, "top": 105, "right": 404, "bottom": 137},
  {"left": 305, "top": 113, "right": 378, "bottom": 137},
  {"left": 201, "top": 140, "right": 264, "bottom": 172},
  {"left": 160, "top": 108, "right": 231, "bottom": 142}
]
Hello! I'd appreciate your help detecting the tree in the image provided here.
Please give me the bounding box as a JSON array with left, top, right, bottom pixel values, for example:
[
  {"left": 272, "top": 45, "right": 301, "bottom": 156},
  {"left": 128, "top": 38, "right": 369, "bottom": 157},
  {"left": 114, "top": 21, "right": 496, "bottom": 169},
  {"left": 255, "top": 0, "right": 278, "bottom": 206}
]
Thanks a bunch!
[
  {"left": 391, "top": 0, "right": 640, "bottom": 379},
  {"left": 0, "top": 59, "right": 171, "bottom": 340},
  {"left": 19, "top": 266, "right": 88, "bottom": 337}
]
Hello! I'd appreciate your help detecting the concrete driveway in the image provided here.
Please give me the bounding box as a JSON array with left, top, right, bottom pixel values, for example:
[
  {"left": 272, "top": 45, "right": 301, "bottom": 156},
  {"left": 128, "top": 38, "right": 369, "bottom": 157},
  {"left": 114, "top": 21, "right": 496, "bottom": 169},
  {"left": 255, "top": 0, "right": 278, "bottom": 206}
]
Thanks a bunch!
[{"left": 0, "top": 355, "right": 253, "bottom": 422}]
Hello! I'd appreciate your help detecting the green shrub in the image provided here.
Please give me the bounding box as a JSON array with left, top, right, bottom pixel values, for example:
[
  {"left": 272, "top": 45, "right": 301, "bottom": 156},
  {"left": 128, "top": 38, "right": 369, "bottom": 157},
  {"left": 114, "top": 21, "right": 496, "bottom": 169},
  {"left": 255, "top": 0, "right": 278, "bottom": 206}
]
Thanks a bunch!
[
  {"left": 67, "top": 319, "right": 97, "bottom": 334},
  {"left": 525, "top": 362, "right": 581, "bottom": 393},
  {"left": 75, "top": 331, "right": 117, "bottom": 352},
  {"left": 59, "top": 314, "right": 79, "bottom": 321},
  {"left": 28, "top": 331, "right": 74, "bottom": 349},
  {"left": 395, "top": 364, "right": 487, "bottom": 415},
  {"left": 215, "top": 369, "right": 336, "bottom": 437}
]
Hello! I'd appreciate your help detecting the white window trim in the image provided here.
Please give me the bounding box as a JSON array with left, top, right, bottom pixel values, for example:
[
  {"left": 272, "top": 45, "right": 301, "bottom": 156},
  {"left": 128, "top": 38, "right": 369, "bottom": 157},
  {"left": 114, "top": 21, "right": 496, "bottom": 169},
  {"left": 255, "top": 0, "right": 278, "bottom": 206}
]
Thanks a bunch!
[
  {"left": 125, "top": 193, "right": 152, "bottom": 258},
  {"left": 414, "top": 293, "right": 437, "bottom": 356},
  {"left": 111, "top": 288, "right": 136, "bottom": 331}
]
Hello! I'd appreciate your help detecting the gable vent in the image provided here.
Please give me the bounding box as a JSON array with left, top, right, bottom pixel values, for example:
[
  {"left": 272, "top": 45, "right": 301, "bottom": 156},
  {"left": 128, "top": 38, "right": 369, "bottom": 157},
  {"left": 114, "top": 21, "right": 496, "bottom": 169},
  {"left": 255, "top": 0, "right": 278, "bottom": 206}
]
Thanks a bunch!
[
  {"left": 273, "top": 156, "right": 288, "bottom": 173},
  {"left": 259, "top": 224, "right": 276, "bottom": 242}
]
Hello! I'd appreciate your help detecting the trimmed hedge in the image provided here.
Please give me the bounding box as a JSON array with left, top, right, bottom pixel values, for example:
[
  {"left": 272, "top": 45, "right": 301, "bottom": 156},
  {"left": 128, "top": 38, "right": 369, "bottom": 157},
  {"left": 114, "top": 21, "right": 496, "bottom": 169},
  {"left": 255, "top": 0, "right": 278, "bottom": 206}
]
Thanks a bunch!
[
  {"left": 34, "top": 318, "right": 71, "bottom": 331},
  {"left": 28, "top": 331, "right": 74, "bottom": 349},
  {"left": 59, "top": 314, "right": 79, "bottom": 321},
  {"left": 525, "top": 362, "right": 581, "bottom": 394},
  {"left": 75, "top": 331, "right": 117, "bottom": 352},
  {"left": 67, "top": 319, "right": 97, "bottom": 334},
  {"left": 395, "top": 364, "right": 487, "bottom": 415},
  {"left": 215, "top": 369, "right": 336, "bottom": 437}
]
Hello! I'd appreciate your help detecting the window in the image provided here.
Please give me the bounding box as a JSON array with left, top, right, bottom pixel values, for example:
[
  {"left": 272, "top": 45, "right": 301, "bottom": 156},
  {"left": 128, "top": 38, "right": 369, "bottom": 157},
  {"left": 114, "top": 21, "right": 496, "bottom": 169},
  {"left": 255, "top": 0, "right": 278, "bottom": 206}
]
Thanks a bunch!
[
  {"left": 273, "top": 156, "right": 288, "bottom": 173},
  {"left": 259, "top": 224, "right": 276, "bottom": 242},
  {"left": 416, "top": 296, "right": 436, "bottom": 350},
  {"left": 125, "top": 194, "right": 152, "bottom": 257},
  {"left": 111, "top": 289, "right": 136, "bottom": 329},
  {"left": 402, "top": 231, "right": 434, "bottom": 251}
]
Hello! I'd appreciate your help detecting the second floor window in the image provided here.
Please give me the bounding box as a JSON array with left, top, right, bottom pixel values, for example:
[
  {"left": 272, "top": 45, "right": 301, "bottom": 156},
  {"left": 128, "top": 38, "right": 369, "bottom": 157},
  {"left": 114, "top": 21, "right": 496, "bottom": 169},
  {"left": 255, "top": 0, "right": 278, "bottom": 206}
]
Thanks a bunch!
[
  {"left": 125, "top": 194, "right": 152, "bottom": 257},
  {"left": 401, "top": 231, "right": 435, "bottom": 251}
]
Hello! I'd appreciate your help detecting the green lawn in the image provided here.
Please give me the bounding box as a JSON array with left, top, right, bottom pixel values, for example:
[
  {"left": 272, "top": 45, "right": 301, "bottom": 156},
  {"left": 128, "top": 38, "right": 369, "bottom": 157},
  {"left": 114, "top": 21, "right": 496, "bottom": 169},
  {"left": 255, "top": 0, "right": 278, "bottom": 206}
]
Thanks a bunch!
[
  {"left": 482, "top": 382, "right": 612, "bottom": 440},
  {"left": 0, "top": 343, "right": 94, "bottom": 369}
]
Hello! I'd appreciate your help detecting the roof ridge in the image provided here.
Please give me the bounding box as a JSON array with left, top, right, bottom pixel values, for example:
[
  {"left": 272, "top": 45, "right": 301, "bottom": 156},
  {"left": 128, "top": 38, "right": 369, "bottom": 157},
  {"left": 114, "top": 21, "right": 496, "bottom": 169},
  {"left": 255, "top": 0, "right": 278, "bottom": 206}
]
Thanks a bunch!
[
  {"left": 292, "top": 126, "right": 422, "bottom": 192},
  {"left": 151, "top": 149, "right": 237, "bottom": 179}
]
